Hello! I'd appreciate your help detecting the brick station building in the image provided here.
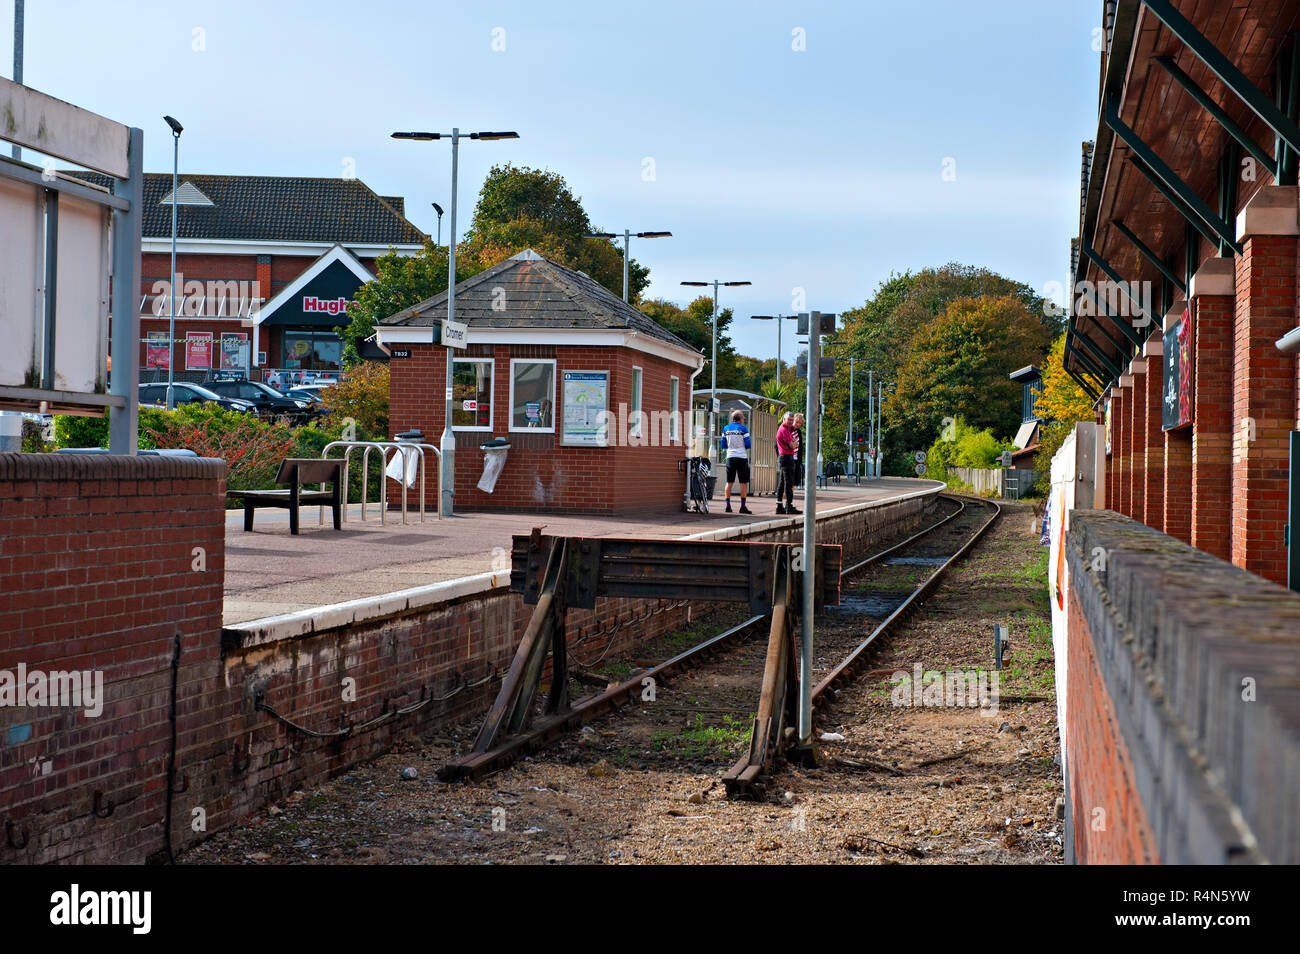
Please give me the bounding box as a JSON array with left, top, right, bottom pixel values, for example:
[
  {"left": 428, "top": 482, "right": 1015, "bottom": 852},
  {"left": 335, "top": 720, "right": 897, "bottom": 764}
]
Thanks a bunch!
[
  {"left": 376, "top": 250, "right": 704, "bottom": 514},
  {"left": 75, "top": 172, "right": 424, "bottom": 381},
  {"left": 1066, "top": 0, "right": 1300, "bottom": 589}
]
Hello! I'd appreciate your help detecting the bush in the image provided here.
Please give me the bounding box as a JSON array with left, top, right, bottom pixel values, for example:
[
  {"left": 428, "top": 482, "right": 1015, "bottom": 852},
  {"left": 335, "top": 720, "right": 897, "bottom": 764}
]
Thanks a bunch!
[
  {"left": 924, "top": 415, "right": 1013, "bottom": 478},
  {"left": 54, "top": 412, "right": 109, "bottom": 449},
  {"left": 320, "top": 362, "right": 389, "bottom": 437},
  {"left": 21, "top": 418, "right": 52, "bottom": 453}
]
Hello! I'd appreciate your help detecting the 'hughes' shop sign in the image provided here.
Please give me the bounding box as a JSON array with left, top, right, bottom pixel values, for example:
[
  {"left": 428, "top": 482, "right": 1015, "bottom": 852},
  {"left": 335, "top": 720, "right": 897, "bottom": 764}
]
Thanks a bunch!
[{"left": 257, "top": 257, "right": 366, "bottom": 372}]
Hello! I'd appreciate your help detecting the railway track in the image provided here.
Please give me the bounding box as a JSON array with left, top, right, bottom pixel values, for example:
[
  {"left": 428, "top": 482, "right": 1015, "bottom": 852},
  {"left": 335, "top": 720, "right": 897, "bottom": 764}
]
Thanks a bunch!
[{"left": 440, "top": 494, "right": 1001, "bottom": 791}]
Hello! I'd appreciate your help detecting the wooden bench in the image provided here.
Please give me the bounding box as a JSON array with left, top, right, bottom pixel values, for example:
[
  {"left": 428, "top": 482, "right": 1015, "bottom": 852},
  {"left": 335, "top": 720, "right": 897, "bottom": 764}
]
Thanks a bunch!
[{"left": 226, "top": 458, "right": 343, "bottom": 534}]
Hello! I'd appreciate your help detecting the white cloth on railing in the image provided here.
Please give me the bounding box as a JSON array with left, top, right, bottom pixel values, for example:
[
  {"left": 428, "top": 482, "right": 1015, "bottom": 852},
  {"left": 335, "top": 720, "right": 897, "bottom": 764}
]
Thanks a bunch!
[{"left": 385, "top": 445, "right": 420, "bottom": 487}]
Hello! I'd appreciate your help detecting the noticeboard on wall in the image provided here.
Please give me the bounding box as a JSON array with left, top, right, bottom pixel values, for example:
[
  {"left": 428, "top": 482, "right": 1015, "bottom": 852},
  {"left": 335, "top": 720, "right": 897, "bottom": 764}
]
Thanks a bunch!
[
  {"left": 562, "top": 370, "right": 609, "bottom": 446},
  {"left": 1162, "top": 304, "right": 1194, "bottom": 431}
]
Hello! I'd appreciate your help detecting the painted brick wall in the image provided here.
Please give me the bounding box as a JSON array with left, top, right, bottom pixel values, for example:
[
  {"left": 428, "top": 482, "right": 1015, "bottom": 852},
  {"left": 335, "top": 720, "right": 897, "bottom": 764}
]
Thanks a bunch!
[
  {"left": 387, "top": 340, "right": 699, "bottom": 514},
  {"left": 1064, "top": 510, "right": 1300, "bottom": 864}
]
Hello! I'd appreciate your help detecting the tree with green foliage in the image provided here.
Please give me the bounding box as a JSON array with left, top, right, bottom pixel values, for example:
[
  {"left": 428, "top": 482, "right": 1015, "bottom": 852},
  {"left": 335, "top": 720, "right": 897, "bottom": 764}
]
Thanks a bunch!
[
  {"left": 886, "top": 293, "right": 1053, "bottom": 472},
  {"left": 341, "top": 164, "right": 649, "bottom": 364},
  {"left": 639, "top": 296, "right": 740, "bottom": 387},
  {"left": 819, "top": 264, "right": 1057, "bottom": 474},
  {"left": 462, "top": 163, "right": 648, "bottom": 301}
]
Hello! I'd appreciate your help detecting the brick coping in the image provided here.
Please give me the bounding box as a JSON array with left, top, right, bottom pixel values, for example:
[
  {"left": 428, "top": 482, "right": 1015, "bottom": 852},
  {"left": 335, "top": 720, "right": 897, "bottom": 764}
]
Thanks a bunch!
[{"left": 221, "top": 481, "right": 945, "bottom": 651}]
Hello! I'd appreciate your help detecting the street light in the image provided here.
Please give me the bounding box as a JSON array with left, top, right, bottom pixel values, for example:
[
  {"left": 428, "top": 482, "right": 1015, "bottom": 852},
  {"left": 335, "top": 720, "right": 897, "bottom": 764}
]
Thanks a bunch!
[
  {"left": 163, "top": 115, "right": 183, "bottom": 409},
  {"left": 750, "top": 314, "right": 799, "bottom": 387},
  {"left": 391, "top": 128, "right": 519, "bottom": 517},
  {"left": 585, "top": 230, "right": 671, "bottom": 302},
  {"left": 432, "top": 202, "right": 444, "bottom": 246},
  {"left": 681, "top": 279, "right": 751, "bottom": 472}
]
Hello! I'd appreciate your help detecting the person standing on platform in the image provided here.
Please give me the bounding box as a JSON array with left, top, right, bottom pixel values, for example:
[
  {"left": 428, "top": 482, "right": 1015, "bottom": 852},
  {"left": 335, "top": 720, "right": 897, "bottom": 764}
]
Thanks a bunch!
[
  {"left": 775, "top": 412, "right": 800, "bottom": 515},
  {"left": 720, "top": 409, "right": 752, "bottom": 514},
  {"left": 792, "top": 413, "right": 805, "bottom": 488}
]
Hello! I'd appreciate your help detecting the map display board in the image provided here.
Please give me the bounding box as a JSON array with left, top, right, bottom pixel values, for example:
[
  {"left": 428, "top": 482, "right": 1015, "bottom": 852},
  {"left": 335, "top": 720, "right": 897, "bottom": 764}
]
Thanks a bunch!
[{"left": 562, "top": 370, "right": 609, "bottom": 446}]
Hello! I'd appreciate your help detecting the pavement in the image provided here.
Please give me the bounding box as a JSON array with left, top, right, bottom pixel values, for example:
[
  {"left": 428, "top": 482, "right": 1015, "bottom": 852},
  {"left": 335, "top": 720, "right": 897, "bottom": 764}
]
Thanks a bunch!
[{"left": 222, "top": 477, "right": 941, "bottom": 626}]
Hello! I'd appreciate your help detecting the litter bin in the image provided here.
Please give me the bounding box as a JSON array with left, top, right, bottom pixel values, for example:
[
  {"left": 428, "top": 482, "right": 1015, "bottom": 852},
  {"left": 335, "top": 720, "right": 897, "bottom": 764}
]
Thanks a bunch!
[
  {"left": 478, "top": 437, "right": 510, "bottom": 493},
  {"left": 386, "top": 429, "right": 422, "bottom": 487},
  {"left": 705, "top": 475, "right": 717, "bottom": 499}
]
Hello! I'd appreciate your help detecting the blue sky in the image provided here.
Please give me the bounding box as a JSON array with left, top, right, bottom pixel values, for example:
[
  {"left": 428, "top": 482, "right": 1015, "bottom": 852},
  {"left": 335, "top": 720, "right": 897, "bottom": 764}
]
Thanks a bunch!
[{"left": 5, "top": 0, "right": 1099, "bottom": 360}]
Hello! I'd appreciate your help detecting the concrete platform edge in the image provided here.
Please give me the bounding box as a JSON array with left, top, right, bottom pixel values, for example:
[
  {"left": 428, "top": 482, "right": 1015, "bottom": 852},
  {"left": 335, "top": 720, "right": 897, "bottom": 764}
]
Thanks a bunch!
[{"left": 221, "top": 480, "right": 945, "bottom": 650}]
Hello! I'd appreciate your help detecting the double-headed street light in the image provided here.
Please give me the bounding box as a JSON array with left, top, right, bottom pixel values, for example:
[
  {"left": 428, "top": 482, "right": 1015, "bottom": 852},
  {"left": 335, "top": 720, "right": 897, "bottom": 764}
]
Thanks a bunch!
[
  {"left": 681, "top": 279, "right": 751, "bottom": 471},
  {"left": 391, "top": 128, "right": 519, "bottom": 516},
  {"left": 163, "top": 114, "right": 183, "bottom": 409},
  {"left": 750, "top": 314, "right": 799, "bottom": 387},
  {"left": 585, "top": 230, "right": 671, "bottom": 302}
]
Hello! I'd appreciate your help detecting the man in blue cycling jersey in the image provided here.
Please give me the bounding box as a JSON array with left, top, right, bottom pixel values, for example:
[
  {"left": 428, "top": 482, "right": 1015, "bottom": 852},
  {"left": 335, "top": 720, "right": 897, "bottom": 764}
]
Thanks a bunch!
[{"left": 720, "top": 410, "right": 752, "bottom": 514}]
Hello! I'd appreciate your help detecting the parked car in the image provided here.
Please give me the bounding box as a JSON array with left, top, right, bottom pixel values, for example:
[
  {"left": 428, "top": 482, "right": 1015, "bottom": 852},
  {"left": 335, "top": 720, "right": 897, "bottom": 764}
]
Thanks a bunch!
[
  {"left": 138, "top": 383, "right": 257, "bottom": 415},
  {"left": 203, "top": 378, "right": 318, "bottom": 424}
]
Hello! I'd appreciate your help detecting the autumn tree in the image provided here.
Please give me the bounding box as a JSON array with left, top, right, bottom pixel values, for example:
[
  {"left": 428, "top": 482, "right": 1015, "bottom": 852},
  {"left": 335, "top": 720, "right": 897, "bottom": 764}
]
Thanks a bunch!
[
  {"left": 883, "top": 294, "right": 1053, "bottom": 472},
  {"left": 1033, "top": 331, "right": 1097, "bottom": 476},
  {"left": 341, "top": 165, "right": 651, "bottom": 362}
]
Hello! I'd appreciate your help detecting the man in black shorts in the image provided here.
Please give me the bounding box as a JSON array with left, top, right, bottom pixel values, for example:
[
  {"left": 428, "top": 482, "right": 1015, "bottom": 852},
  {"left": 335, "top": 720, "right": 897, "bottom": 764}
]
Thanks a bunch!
[{"left": 720, "top": 410, "right": 752, "bottom": 514}]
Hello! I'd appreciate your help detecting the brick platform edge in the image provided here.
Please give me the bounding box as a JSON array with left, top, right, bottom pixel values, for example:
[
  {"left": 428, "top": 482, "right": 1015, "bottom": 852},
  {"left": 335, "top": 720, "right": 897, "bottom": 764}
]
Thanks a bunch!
[
  {"left": 1064, "top": 510, "right": 1300, "bottom": 864},
  {"left": 0, "top": 457, "right": 940, "bottom": 864}
]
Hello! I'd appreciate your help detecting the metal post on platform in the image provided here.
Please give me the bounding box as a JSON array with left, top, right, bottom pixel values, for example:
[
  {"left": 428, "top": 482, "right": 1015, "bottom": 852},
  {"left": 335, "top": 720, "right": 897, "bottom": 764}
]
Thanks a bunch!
[{"left": 797, "top": 312, "right": 820, "bottom": 754}]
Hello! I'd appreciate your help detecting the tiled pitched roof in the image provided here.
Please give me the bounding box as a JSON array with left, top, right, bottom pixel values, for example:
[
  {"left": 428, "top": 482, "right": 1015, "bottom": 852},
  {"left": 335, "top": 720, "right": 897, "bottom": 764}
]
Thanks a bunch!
[
  {"left": 380, "top": 250, "right": 699, "bottom": 354},
  {"left": 69, "top": 172, "right": 425, "bottom": 245}
]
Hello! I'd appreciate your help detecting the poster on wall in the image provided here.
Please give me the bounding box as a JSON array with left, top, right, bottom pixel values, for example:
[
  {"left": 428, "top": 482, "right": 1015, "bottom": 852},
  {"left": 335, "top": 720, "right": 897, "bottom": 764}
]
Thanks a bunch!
[
  {"left": 562, "top": 370, "right": 609, "bottom": 446},
  {"left": 146, "top": 332, "right": 171, "bottom": 371},
  {"left": 1162, "top": 304, "right": 1194, "bottom": 430},
  {"left": 219, "top": 332, "right": 249, "bottom": 371},
  {"left": 1104, "top": 401, "right": 1111, "bottom": 455},
  {"left": 185, "top": 332, "right": 213, "bottom": 371}
]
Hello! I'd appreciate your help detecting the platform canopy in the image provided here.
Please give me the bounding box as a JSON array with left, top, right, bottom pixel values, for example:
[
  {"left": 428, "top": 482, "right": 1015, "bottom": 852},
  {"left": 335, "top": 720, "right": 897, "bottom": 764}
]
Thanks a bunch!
[{"left": 1066, "top": 0, "right": 1300, "bottom": 395}]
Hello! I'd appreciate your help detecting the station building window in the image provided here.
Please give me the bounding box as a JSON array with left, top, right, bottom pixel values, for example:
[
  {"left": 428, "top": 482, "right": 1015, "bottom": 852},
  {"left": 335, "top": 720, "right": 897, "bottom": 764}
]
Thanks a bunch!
[
  {"left": 510, "top": 359, "right": 555, "bottom": 431},
  {"left": 452, "top": 358, "right": 493, "bottom": 430}
]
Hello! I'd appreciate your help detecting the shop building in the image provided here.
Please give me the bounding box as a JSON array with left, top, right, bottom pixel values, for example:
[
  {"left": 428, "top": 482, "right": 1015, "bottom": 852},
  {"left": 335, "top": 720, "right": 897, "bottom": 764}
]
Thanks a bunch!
[
  {"left": 75, "top": 172, "right": 424, "bottom": 381},
  {"left": 377, "top": 250, "right": 704, "bottom": 514}
]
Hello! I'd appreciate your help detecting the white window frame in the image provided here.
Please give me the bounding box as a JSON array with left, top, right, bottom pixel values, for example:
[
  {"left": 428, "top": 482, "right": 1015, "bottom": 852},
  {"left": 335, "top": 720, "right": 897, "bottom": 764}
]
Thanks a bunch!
[
  {"left": 630, "top": 365, "right": 644, "bottom": 439},
  {"left": 508, "top": 358, "right": 557, "bottom": 433},
  {"left": 451, "top": 357, "right": 494, "bottom": 432},
  {"left": 669, "top": 376, "right": 680, "bottom": 442}
]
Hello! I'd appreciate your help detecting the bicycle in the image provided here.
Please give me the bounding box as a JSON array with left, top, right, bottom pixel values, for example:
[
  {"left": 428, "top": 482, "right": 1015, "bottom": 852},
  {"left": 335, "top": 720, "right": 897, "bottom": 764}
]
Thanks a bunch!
[{"left": 680, "top": 455, "right": 711, "bottom": 513}]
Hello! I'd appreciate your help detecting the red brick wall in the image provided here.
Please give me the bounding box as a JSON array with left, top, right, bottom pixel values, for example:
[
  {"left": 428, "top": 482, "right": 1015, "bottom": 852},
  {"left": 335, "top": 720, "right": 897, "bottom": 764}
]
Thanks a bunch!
[
  {"left": 1163, "top": 427, "right": 1192, "bottom": 543},
  {"left": 1191, "top": 295, "right": 1234, "bottom": 559},
  {"left": 387, "top": 340, "right": 698, "bottom": 514},
  {"left": 0, "top": 453, "right": 226, "bottom": 863},
  {"left": 1127, "top": 367, "right": 1145, "bottom": 525},
  {"left": 1064, "top": 586, "right": 1159, "bottom": 864},
  {"left": 1231, "top": 235, "right": 1298, "bottom": 584},
  {"left": 1113, "top": 390, "right": 1129, "bottom": 516},
  {"left": 1141, "top": 349, "right": 1164, "bottom": 533}
]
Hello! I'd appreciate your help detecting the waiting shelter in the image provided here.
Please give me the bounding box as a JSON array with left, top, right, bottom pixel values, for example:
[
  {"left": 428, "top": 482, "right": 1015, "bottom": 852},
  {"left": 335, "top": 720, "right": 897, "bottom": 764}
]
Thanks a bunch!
[{"left": 376, "top": 250, "right": 704, "bottom": 514}]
